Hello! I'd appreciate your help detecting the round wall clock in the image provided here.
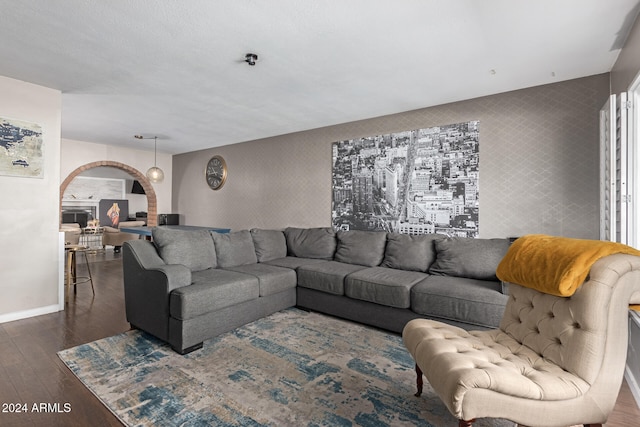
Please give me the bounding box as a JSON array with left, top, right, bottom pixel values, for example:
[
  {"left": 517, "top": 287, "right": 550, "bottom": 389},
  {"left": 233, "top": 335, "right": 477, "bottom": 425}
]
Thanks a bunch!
[{"left": 205, "top": 155, "right": 227, "bottom": 190}]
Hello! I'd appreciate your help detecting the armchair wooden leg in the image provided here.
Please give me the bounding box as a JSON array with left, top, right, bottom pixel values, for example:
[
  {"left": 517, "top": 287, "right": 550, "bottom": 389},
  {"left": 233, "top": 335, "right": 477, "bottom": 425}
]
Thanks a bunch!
[
  {"left": 414, "top": 363, "right": 423, "bottom": 397},
  {"left": 459, "top": 419, "right": 475, "bottom": 427}
]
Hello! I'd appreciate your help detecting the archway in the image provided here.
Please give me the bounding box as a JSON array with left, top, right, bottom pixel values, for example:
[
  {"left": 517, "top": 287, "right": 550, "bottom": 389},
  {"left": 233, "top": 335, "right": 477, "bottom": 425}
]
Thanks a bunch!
[{"left": 60, "top": 161, "right": 158, "bottom": 227}]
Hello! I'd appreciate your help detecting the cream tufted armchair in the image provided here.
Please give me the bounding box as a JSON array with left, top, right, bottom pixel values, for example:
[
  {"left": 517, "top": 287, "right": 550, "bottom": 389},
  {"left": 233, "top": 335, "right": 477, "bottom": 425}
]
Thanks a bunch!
[{"left": 403, "top": 253, "right": 640, "bottom": 427}]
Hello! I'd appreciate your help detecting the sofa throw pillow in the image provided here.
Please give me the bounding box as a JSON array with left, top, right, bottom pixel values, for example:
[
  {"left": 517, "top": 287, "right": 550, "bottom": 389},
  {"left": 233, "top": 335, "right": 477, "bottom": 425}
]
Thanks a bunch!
[
  {"left": 381, "top": 233, "right": 443, "bottom": 272},
  {"left": 212, "top": 230, "right": 258, "bottom": 268},
  {"left": 284, "top": 227, "right": 336, "bottom": 260},
  {"left": 428, "top": 237, "right": 510, "bottom": 281},
  {"left": 250, "top": 228, "right": 287, "bottom": 262},
  {"left": 152, "top": 227, "right": 216, "bottom": 272},
  {"left": 334, "top": 230, "right": 387, "bottom": 267}
]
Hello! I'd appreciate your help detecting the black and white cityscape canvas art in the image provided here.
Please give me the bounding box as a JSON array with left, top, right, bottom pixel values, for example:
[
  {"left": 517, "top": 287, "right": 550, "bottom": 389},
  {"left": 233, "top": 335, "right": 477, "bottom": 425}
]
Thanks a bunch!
[{"left": 332, "top": 121, "right": 480, "bottom": 237}]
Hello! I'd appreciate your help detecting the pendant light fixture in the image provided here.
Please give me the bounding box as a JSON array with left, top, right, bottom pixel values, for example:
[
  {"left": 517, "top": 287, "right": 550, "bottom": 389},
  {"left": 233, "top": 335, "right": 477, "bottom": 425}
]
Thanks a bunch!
[{"left": 134, "top": 135, "right": 165, "bottom": 183}]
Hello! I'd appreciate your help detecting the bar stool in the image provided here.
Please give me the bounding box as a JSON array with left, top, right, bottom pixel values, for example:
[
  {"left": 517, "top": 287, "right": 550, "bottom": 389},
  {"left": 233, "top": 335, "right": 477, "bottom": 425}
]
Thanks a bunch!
[{"left": 64, "top": 244, "right": 95, "bottom": 297}]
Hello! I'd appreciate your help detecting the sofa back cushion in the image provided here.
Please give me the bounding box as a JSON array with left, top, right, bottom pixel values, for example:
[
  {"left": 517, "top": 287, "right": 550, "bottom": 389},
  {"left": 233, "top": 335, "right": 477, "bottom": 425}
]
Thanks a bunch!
[
  {"left": 382, "top": 233, "right": 443, "bottom": 272},
  {"left": 284, "top": 227, "right": 336, "bottom": 260},
  {"left": 152, "top": 227, "right": 216, "bottom": 272},
  {"left": 212, "top": 230, "right": 258, "bottom": 268},
  {"left": 428, "top": 237, "right": 510, "bottom": 281},
  {"left": 334, "top": 230, "right": 387, "bottom": 267},
  {"left": 250, "top": 229, "right": 287, "bottom": 262}
]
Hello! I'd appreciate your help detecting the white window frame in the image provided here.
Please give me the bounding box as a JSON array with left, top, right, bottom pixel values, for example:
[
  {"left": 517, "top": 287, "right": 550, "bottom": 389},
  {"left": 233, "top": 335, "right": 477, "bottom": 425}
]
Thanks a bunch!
[{"left": 600, "top": 84, "right": 637, "bottom": 247}]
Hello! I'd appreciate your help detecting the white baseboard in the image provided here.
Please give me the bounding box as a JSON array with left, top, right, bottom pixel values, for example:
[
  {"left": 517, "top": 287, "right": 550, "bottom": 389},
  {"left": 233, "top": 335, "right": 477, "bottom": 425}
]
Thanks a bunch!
[
  {"left": 0, "top": 304, "right": 62, "bottom": 324},
  {"left": 1, "top": 235, "right": 68, "bottom": 324}
]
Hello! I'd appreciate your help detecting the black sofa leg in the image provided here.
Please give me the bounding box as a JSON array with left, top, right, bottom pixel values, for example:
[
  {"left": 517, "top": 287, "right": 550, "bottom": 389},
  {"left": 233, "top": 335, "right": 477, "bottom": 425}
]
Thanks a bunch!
[{"left": 174, "top": 342, "right": 203, "bottom": 355}]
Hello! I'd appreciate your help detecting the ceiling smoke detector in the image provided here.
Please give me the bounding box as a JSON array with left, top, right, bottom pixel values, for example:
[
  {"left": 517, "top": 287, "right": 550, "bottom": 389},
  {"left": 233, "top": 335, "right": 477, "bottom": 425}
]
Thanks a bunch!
[{"left": 245, "top": 53, "right": 258, "bottom": 66}]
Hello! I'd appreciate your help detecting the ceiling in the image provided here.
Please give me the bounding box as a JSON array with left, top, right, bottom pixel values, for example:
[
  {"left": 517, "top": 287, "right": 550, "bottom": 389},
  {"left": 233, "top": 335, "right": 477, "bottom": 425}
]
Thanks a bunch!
[{"left": 1, "top": 0, "right": 639, "bottom": 155}]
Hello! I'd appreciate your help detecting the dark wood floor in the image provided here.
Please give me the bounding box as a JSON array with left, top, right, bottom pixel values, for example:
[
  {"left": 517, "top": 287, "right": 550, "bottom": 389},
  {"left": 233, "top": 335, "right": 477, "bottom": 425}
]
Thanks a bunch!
[
  {"left": 0, "top": 252, "right": 638, "bottom": 426},
  {"left": 0, "top": 251, "right": 127, "bottom": 426}
]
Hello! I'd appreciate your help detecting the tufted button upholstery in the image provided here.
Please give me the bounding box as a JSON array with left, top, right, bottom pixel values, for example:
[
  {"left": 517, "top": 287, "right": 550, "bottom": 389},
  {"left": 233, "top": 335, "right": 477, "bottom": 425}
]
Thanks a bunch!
[
  {"left": 499, "top": 278, "right": 607, "bottom": 385},
  {"left": 402, "top": 253, "right": 640, "bottom": 426},
  {"left": 403, "top": 321, "right": 590, "bottom": 403}
]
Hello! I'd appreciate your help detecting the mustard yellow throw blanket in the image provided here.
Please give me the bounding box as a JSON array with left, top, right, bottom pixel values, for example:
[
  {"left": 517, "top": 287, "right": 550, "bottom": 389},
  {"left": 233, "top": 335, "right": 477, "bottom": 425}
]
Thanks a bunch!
[{"left": 496, "top": 234, "right": 640, "bottom": 297}]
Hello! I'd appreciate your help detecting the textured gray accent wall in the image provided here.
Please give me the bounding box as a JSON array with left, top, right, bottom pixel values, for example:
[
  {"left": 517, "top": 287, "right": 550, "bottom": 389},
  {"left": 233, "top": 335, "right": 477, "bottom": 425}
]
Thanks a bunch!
[{"left": 173, "top": 73, "right": 609, "bottom": 238}]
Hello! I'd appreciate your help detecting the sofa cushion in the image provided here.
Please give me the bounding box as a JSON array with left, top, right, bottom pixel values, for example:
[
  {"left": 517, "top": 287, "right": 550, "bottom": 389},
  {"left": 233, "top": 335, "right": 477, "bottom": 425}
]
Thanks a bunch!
[
  {"left": 297, "top": 261, "right": 367, "bottom": 295},
  {"left": 170, "top": 269, "right": 259, "bottom": 320},
  {"left": 345, "top": 267, "right": 427, "bottom": 309},
  {"left": 263, "top": 256, "right": 329, "bottom": 270},
  {"left": 223, "top": 263, "right": 297, "bottom": 297},
  {"left": 428, "top": 237, "right": 510, "bottom": 281},
  {"left": 334, "top": 230, "right": 387, "bottom": 267},
  {"left": 284, "top": 227, "right": 336, "bottom": 260},
  {"left": 152, "top": 227, "right": 216, "bottom": 272},
  {"left": 212, "top": 230, "right": 258, "bottom": 268},
  {"left": 250, "top": 229, "right": 287, "bottom": 262},
  {"left": 382, "top": 233, "right": 443, "bottom": 272},
  {"left": 411, "top": 275, "right": 508, "bottom": 328}
]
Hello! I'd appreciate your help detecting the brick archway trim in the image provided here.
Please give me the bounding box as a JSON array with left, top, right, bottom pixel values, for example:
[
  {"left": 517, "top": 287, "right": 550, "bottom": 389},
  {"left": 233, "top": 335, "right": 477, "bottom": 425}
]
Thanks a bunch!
[{"left": 60, "top": 161, "right": 158, "bottom": 227}]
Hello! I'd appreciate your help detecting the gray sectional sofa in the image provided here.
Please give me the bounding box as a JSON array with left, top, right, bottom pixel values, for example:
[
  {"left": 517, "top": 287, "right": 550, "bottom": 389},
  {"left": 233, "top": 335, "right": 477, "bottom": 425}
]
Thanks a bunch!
[{"left": 123, "top": 226, "right": 510, "bottom": 354}]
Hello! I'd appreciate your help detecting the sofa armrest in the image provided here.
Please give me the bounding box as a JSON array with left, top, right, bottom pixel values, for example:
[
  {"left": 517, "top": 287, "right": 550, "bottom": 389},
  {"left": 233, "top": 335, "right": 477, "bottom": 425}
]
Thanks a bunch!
[
  {"left": 123, "top": 239, "right": 165, "bottom": 268},
  {"left": 122, "top": 240, "right": 192, "bottom": 341},
  {"left": 501, "top": 281, "right": 509, "bottom": 295}
]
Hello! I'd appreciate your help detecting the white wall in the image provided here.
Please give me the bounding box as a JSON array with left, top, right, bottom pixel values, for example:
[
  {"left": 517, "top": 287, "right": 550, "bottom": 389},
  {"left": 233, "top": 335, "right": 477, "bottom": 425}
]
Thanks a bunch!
[
  {"left": 0, "top": 76, "right": 62, "bottom": 322},
  {"left": 611, "top": 8, "right": 640, "bottom": 94},
  {"left": 0, "top": 79, "right": 172, "bottom": 323},
  {"left": 60, "top": 138, "right": 173, "bottom": 215}
]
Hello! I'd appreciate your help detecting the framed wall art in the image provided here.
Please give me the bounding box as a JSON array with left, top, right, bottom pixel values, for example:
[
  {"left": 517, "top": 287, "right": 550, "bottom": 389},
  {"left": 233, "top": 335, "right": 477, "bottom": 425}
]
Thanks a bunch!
[
  {"left": 0, "top": 116, "right": 44, "bottom": 178},
  {"left": 332, "top": 121, "right": 479, "bottom": 237}
]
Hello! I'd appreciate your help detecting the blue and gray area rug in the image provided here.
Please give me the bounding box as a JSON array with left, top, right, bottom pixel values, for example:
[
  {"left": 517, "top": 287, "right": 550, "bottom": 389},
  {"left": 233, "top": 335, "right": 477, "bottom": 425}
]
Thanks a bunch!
[{"left": 58, "top": 308, "right": 514, "bottom": 426}]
